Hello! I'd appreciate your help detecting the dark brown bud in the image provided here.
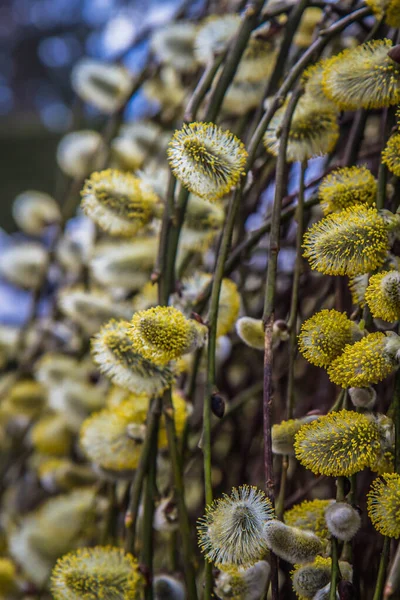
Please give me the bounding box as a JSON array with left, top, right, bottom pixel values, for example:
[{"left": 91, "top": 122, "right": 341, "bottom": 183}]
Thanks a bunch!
[
  {"left": 388, "top": 45, "right": 400, "bottom": 64},
  {"left": 211, "top": 393, "right": 225, "bottom": 418},
  {"left": 338, "top": 580, "right": 356, "bottom": 600},
  {"left": 191, "top": 312, "right": 205, "bottom": 324}
]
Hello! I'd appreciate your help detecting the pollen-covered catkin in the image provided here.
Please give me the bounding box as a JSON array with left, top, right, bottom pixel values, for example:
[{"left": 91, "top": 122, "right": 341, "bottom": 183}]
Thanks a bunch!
[
  {"left": 298, "top": 309, "right": 361, "bottom": 368},
  {"left": 81, "top": 169, "right": 161, "bottom": 237},
  {"left": 167, "top": 122, "right": 248, "bottom": 201},
  {"left": 292, "top": 557, "right": 352, "bottom": 599},
  {"left": 91, "top": 319, "right": 176, "bottom": 396},
  {"left": 285, "top": 499, "right": 333, "bottom": 540},
  {"left": 129, "top": 306, "right": 208, "bottom": 365},
  {"left": 294, "top": 410, "right": 381, "bottom": 476},
  {"left": 327, "top": 332, "right": 400, "bottom": 388},
  {"left": 318, "top": 166, "right": 377, "bottom": 215},
  {"left": 365, "top": 271, "right": 400, "bottom": 322},
  {"left": 302, "top": 205, "right": 390, "bottom": 276},
  {"left": 322, "top": 39, "right": 400, "bottom": 110},
  {"left": 50, "top": 545, "right": 144, "bottom": 599},
  {"left": 367, "top": 473, "right": 400, "bottom": 537},
  {"left": 264, "top": 520, "right": 323, "bottom": 565}
]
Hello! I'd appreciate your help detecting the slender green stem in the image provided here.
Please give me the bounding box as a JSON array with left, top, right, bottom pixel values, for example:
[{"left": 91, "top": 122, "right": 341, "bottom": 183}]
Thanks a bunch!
[
  {"left": 192, "top": 193, "right": 320, "bottom": 315},
  {"left": 125, "top": 397, "right": 162, "bottom": 554},
  {"left": 203, "top": 0, "right": 265, "bottom": 122},
  {"left": 373, "top": 538, "right": 391, "bottom": 600},
  {"left": 142, "top": 445, "right": 158, "bottom": 600},
  {"left": 329, "top": 388, "right": 346, "bottom": 413},
  {"left": 377, "top": 160, "right": 388, "bottom": 211},
  {"left": 377, "top": 107, "right": 397, "bottom": 210},
  {"left": 275, "top": 456, "right": 289, "bottom": 521},
  {"left": 286, "top": 161, "right": 307, "bottom": 416},
  {"left": 102, "top": 483, "right": 118, "bottom": 544},
  {"left": 329, "top": 537, "right": 340, "bottom": 600},
  {"left": 384, "top": 541, "right": 400, "bottom": 599},
  {"left": 184, "top": 53, "right": 225, "bottom": 122},
  {"left": 247, "top": 6, "right": 371, "bottom": 166},
  {"left": 163, "top": 389, "right": 198, "bottom": 600}
]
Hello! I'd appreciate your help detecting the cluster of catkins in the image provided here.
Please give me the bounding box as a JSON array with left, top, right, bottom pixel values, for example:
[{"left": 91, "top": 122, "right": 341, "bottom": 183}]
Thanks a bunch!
[{"left": 3, "top": 0, "right": 400, "bottom": 599}]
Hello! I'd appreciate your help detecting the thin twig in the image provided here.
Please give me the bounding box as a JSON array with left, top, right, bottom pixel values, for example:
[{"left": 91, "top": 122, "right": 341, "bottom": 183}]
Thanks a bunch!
[
  {"left": 203, "top": 0, "right": 266, "bottom": 122},
  {"left": 125, "top": 397, "right": 162, "bottom": 553},
  {"left": 163, "top": 389, "right": 198, "bottom": 600},
  {"left": 275, "top": 160, "right": 306, "bottom": 521},
  {"left": 262, "top": 87, "right": 303, "bottom": 600}
]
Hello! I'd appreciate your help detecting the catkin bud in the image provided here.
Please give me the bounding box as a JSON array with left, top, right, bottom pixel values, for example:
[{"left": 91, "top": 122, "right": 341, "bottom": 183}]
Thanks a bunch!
[
  {"left": 324, "top": 502, "right": 361, "bottom": 541},
  {"left": 272, "top": 416, "right": 319, "bottom": 455},
  {"left": 71, "top": 59, "right": 133, "bottom": 113},
  {"left": 348, "top": 386, "right": 377, "bottom": 409},
  {"left": 0, "top": 243, "right": 47, "bottom": 289},
  {"left": 13, "top": 190, "right": 61, "bottom": 235},
  {"left": 153, "top": 498, "right": 178, "bottom": 533},
  {"left": 215, "top": 561, "right": 270, "bottom": 600},
  {"left": 312, "top": 583, "right": 336, "bottom": 600},
  {"left": 292, "top": 556, "right": 332, "bottom": 599},
  {"left": 154, "top": 575, "right": 185, "bottom": 600},
  {"left": 264, "top": 520, "right": 323, "bottom": 564},
  {"left": 56, "top": 130, "right": 107, "bottom": 179},
  {"left": 236, "top": 317, "right": 264, "bottom": 350}
]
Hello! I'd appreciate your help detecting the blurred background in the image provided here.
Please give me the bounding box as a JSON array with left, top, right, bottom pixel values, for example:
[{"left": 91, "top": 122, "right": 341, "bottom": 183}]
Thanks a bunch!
[{"left": 0, "top": 0, "right": 207, "bottom": 231}]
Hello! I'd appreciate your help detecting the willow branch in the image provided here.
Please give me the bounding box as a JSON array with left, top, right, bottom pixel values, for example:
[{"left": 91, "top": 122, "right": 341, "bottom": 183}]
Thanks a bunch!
[
  {"left": 373, "top": 538, "right": 391, "bottom": 600},
  {"left": 163, "top": 390, "right": 198, "bottom": 600},
  {"left": 275, "top": 160, "right": 306, "bottom": 521},
  {"left": 125, "top": 397, "right": 162, "bottom": 554},
  {"left": 262, "top": 87, "right": 302, "bottom": 600}
]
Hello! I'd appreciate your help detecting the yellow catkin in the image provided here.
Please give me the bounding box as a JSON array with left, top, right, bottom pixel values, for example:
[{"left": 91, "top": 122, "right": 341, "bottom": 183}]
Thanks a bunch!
[
  {"left": 318, "top": 166, "right": 377, "bottom": 215},
  {"left": 285, "top": 499, "right": 333, "bottom": 540},
  {"left": 294, "top": 410, "right": 380, "bottom": 476},
  {"left": 91, "top": 319, "right": 176, "bottom": 396},
  {"left": 81, "top": 169, "right": 161, "bottom": 236},
  {"left": 367, "top": 473, "right": 400, "bottom": 537},
  {"left": 327, "top": 332, "right": 398, "bottom": 388},
  {"left": 365, "top": 271, "right": 400, "bottom": 322},
  {"left": 51, "top": 545, "right": 144, "bottom": 599},
  {"left": 129, "top": 306, "right": 208, "bottom": 365},
  {"left": 365, "top": 0, "right": 400, "bottom": 27},
  {"left": 303, "top": 205, "right": 389, "bottom": 276},
  {"left": 322, "top": 39, "right": 400, "bottom": 110},
  {"left": 382, "top": 133, "right": 400, "bottom": 176},
  {"left": 298, "top": 309, "right": 358, "bottom": 368},
  {"left": 263, "top": 96, "right": 339, "bottom": 163},
  {"left": 167, "top": 122, "right": 248, "bottom": 201}
]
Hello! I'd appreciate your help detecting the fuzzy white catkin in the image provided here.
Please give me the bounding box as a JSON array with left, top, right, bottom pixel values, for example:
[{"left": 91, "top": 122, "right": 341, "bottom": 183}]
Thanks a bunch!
[
  {"left": 348, "top": 386, "right": 377, "bottom": 409},
  {"left": 324, "top": 502, "right": 361, "bottom": 541}
]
